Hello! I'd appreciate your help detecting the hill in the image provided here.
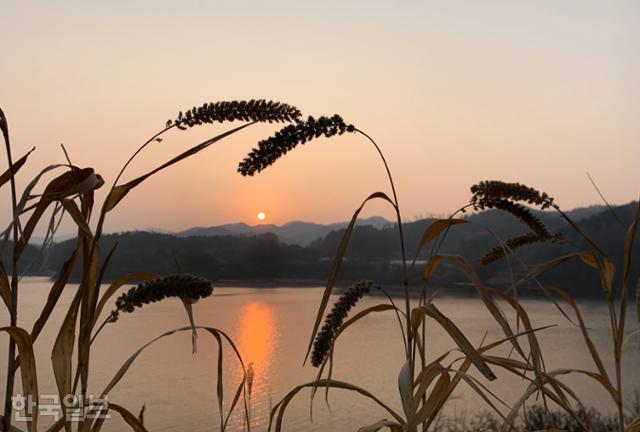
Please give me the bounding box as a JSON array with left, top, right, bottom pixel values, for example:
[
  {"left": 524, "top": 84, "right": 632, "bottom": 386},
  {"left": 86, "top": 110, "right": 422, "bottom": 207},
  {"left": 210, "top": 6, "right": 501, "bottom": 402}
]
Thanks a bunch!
[
  {"left": 177, "top": 216, "right": 390, "bottom": 246},
  {"left": 27, "top": 202, "right": 638, "bottom": 298}
]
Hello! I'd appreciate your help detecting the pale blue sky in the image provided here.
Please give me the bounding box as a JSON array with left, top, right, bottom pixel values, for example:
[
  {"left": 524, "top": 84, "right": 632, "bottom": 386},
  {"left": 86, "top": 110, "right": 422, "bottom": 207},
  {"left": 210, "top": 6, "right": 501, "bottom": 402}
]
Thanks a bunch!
[{"left": 1, "top": 1, "right": 639, "bottom": 231}]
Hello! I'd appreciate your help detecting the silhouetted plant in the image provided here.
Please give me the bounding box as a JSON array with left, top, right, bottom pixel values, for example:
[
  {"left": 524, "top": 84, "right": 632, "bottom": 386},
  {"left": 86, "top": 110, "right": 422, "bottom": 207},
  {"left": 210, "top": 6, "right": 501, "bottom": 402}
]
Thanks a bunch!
[
  {"left": 240, "top": 111, "right": 594, "bottom": 432},
  {"left": 169, "top": 100, "right": 301, "bottom": 129},
  {"left": 470, "top": 181, "right": 562, "bottom": 264},
  {"left": 472, "top": 179, "right": 640, "bottom": 432},
  {"left": 237, "top": 115, "right": 355, "bottom": 176},
  {"left": 109, "top": 274, "right": 213, "bottom": 321},
  {"left": 470, "top": 180, "right": 554, "bottom": 209},
  {"left": 0, "top": 100, "right": 304, "bottom": 431},
  {"left": 311, "top": 280, "right": 379, "bottom": 367}
]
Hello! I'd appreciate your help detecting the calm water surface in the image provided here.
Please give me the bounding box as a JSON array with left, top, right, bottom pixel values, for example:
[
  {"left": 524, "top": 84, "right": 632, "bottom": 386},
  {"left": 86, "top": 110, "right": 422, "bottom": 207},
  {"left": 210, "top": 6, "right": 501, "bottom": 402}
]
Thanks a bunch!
[{"left": 1, "top": 277, "right": 639, "bottom": 431}]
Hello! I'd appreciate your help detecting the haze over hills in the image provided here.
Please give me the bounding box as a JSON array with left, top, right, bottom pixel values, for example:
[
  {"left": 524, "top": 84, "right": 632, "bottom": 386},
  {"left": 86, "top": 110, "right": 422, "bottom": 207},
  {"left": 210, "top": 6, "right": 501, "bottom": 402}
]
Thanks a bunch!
[
  {"left": 29, "top": 207, "right": 603, "bottom": 247},
  {"left": 176, "top": 216, "right": 391, "bottom": 246},
  {"left": 14, "top": 202, "right": 640, "bottom": 298}
]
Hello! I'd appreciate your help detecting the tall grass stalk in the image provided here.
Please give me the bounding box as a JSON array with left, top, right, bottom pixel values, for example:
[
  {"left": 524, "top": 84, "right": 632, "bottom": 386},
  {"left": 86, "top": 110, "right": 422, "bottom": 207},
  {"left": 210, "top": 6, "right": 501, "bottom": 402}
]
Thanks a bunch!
[
  {"left": 239, "top": 116, "right": 592, "bottom": 432},
  {"left": 0, "top": 100, "right": 299, "bottom": 431},
  {"left": 1, "top": 106, "right": 22, "bottom": 432}
]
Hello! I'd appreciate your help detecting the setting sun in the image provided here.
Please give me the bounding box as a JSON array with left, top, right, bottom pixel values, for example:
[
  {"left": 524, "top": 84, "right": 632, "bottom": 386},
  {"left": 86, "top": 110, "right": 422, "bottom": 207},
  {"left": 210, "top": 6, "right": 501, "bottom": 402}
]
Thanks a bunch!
[{"left": 257, "top": 211, "right": 267, "bottom": 221}]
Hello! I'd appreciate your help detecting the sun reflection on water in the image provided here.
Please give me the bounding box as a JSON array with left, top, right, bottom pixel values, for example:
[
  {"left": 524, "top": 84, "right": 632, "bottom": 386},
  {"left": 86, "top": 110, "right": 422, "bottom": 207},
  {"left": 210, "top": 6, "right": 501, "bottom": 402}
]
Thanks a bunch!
[{"left": 235, "top": 301, "right": 277, "bottom": 394}]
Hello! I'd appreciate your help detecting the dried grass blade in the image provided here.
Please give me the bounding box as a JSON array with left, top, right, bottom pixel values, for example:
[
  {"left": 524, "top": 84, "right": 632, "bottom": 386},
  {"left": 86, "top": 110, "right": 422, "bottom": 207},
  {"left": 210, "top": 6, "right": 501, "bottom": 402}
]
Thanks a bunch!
[
  {"left": 91, "top": 273, "right": 157, "bottom": 329},
  {"left": 405, "top": 219, "right": 467, "bottom": 283},
  {"left": 52, "top": 290, "right": 81, "bottom": 432},
  {"left": 303, "top": 192, "right": 394, "bottom": 364},
  {"left": 502, "top": 372, "right": 586, "bottom": 432},
  {"left": 550, "top": 368, "right": 619, "bottom": 403},
  {"left": 60, "top": 199, "right": 92, "bottom": 238},
  {"left": 78, "top": 243, "right": 101, "bottom": 399},
  {"left": 489, "top": 289, "right": 549, "bottom": 405},
  {"left": 415, "top": 372, "right": 450, "bottom": 425},
  {"left": 269, "top": 379, "right": 403, "bottom": 432},
  {"left": 618, "top": 200, "right": 640, "bottom": 351},
  {"left": 0, "top": 147, "right": 33, "bottom": 190},
  {"left": 31, "top": 244, "right": 80, "bottom": 342},
  {"left": 546, "top": 286, "right": 611, "bottom": 385},
  {"left": 181, "top": 301, "right": 198, "bottom": 353},
  {"left": 92, "top": 327, "right": 247, "bottom": 432},
  {"left": 398, "top": 361, "right": 417, "bottom": 430},
  {"left": 15, "top": 168, "right": 102, "bottom": 257},
  {"left": 414, "top": 303, "right": 496, "bottom": 381},
  {"left": 99, "top": 326, "right": 249, "bottom": 429},
  {"left": 0, "top": 260, "right": 11, "bottom": 311},
  {"left": 422, "top": 255, "right": 444, "bottom": 284},
  {"left": 0, "top": 327, "right": 39, "bottom": 432},
  {"left": 0, "top": 164, "right": 65, "bottom": 242},
  {"left": 223, "top": 377, "right": 246, "bottom": 430},
  {"left": 106, "top": 403, "right": 148, "bottom": 432},
  {"left": 455, "top": 371, "right": 512, "bottom": 422},
  {"left": 103, "top": 122, "right": 254, "bottom": 213},
  {"left": 412, "top": 363, "right": 447, "bottom": 406},
  {"left": 525, "top": 252, "right": 596, "bottom": 282},
  {"left": 442, "top": 254, "right": 527, "bottom": 359},
  {"left": 211, "top": 330, "right": 224, "bottom": 430}
]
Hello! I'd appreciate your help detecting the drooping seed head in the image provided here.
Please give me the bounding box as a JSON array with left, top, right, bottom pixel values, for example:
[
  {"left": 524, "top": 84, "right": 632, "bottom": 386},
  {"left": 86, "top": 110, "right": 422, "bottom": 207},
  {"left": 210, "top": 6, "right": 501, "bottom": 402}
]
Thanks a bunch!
[
  {"left": 470, "top": 181, "right": 561, "bottom": 264},
  {"left": 481, "top": 232, "right": 562, "bottom": 265},
  {"left": 168, "top": 100, "right": 301, "bottom": 130},
  {"left": 470, "top": 181, "right": 554, "bottom": 210},
  {"left": 238, "top": 115, "right": 356, "bottom": 176},
  {"left": 109, "top": 274, "right": 214, "bottom": 322},
  {"left": 480, "top": 199, "right": 550, "bottom": 238},
  {"left": 311, "top": 280, "right": 378, "bottom": 367}
]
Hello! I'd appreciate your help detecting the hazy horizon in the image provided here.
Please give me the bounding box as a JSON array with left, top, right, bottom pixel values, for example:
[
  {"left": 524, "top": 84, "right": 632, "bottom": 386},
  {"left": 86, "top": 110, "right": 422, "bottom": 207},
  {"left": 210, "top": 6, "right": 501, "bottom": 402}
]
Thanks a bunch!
[
  {"left": 37, "top": 200, "right": 635, "bottom": 241},
  {"left": 2, "top": 1, "right": 639, "bottom": 235}
]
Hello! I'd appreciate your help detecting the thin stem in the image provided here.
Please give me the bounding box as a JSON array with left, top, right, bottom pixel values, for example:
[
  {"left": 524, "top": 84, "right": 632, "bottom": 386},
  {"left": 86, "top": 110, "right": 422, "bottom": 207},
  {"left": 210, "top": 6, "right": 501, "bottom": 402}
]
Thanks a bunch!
[
  {"left": 2, "top": 109, "right": 20, "bottom": 432},
  {"left": 587, "top": 173, "right": 624, "bottom": 229},
  {"left": 419, "top": 204, "right": 473, "bottom": 305},
  {"left": 90, "top": 312, "right": 117, "bottom": 345},
  {"left": 355, "top": 129, "right": 412, "bottom": 364},
  {"left": 608, "top": 298, "right": 624, "bottom": 431},
  {"left": 71, "top": 125, "right": 174, "bottom": 428},
  {"left": 552, "top": 204, "right": 608, "bottom": 258},
  {"left": 616, "top": 356, "right": 624, "bottom": 432},
  {"left": 112, "top": 125, "right": 175, "bottom": 191}
]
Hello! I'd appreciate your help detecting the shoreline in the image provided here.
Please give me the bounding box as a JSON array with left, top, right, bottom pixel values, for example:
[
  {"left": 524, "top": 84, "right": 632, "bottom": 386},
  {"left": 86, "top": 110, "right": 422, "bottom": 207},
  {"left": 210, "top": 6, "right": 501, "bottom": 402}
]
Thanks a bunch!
[{"left": 27, "top": 275, "right": 620, "bottom": 300}]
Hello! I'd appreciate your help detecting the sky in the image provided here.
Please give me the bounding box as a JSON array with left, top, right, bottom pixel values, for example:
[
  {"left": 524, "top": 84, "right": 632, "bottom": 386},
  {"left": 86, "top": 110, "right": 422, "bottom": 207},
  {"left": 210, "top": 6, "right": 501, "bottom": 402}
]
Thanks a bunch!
[{"left": 1, "top": 1, "right": 639, "bottom": 234}]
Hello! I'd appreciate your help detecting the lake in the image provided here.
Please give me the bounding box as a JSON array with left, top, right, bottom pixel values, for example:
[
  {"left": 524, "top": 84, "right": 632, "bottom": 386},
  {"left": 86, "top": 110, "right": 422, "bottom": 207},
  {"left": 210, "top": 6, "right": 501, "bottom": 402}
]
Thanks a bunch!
[{"left": 1, "top": 277, "right": 639, "bottom": 431}]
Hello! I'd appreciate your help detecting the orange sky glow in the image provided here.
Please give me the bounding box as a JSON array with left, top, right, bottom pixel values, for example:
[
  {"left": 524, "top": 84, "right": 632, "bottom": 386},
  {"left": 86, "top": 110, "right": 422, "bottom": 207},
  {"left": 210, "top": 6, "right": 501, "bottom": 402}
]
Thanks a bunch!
[{"left": 1, "top": 1, "right": 639, "bottom": 235}]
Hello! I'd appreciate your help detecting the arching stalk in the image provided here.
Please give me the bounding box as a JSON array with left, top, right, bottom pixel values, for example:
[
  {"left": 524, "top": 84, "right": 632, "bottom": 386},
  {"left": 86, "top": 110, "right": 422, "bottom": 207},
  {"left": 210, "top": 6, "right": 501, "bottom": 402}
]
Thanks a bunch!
[{"left": 1, "top": 108, "right": 21, "bottom": 432}]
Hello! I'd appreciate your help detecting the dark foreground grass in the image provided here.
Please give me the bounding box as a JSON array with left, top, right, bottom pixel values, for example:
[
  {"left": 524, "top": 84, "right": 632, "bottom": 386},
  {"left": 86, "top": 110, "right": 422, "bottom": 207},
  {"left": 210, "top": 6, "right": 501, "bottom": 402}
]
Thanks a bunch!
[{"left": 436, "top": 404, "right": 639, "bottom": 432}]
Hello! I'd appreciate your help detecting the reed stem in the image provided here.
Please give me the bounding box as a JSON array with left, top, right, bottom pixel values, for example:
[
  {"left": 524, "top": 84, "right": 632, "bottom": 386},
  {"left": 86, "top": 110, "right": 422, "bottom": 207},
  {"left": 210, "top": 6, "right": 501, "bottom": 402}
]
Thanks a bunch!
[
  {"left": 355, "top": 129, "right": 412, "bottom": 365},
  {"left": 1, "top": 109, "right": 20, "bottom": 432}
]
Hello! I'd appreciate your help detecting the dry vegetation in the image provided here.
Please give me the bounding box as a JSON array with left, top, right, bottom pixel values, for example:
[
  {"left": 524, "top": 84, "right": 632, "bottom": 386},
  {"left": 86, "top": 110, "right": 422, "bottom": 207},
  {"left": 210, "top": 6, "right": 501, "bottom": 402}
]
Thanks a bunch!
[{"left": 0, "top": 101, "right": 639, "bottom": 432}]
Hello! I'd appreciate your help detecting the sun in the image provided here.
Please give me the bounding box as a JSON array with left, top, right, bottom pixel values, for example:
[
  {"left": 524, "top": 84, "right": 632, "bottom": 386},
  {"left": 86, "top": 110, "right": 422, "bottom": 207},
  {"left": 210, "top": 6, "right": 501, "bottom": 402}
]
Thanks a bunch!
[{"left": 257, "top": 211, "right": 267, "bottom": 221}]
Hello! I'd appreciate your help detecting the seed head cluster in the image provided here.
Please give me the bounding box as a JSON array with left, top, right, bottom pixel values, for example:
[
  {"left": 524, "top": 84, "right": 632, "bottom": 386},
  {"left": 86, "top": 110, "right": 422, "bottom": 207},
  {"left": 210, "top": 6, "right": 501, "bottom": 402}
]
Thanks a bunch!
[
  {"left": 487, "top": 199, "right": 550, "bottom": 238},
  {"left": 471, "top": 181, "right": 554, "bottom": 209},
  {"left": 238, "top": 115, "right": 356, "bottom": 176},
  {"left": 108, "top": 274, "right": 213, "bottom": 323},
  {"left": 481, "top": 232, "right": 562, "bottom": 265},
  {"left": 168, "top": 100, "right": 301, "bottom": 130},
  {"left": 311, "top": 280, "right": 378, "bottom": 367},
  {"left": 470, "top": 181, "right": 561, "bottom": 265}
]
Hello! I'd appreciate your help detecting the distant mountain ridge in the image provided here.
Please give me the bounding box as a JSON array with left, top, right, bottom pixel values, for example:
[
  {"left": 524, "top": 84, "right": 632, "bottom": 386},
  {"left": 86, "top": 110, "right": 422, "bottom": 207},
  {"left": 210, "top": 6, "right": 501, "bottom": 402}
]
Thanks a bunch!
[
  {"left": 19, "top": 202, "right": 639, "bottom": 298},
  {"left": 177, "top": 216, "right": 391, "bottom": 246}
]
